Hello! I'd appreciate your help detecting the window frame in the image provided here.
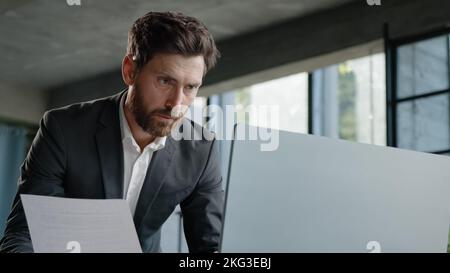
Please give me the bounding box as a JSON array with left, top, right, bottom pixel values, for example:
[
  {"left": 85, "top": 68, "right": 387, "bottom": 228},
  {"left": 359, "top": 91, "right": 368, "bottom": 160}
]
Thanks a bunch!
[{"left": 385, "top": 26, "right": 450, "bottom": 154}]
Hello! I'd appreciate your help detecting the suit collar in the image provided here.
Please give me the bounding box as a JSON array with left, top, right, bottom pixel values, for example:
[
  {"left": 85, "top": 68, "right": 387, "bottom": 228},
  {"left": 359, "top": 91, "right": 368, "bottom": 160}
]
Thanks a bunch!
[{"left": 96, "top": 90, "right": 127, "bottom": 199}]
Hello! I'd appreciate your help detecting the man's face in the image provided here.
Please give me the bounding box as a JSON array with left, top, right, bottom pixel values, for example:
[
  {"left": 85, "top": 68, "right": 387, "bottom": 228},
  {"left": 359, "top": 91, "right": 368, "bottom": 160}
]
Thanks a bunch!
[{"left": 125, "top": 53, "right": 205, "bottom": 137}]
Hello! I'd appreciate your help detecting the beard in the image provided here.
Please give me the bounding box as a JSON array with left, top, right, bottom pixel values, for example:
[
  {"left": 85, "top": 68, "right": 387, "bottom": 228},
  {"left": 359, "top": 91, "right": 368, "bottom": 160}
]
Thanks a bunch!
[{"left": 129, "top": 84, "right": 183, "bottom": 137}]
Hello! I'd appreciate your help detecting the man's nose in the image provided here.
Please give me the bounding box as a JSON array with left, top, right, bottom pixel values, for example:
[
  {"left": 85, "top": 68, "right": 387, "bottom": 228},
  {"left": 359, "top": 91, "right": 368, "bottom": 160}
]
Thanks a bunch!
[{"left": 165, "top": 87, "right": 184, "bottom": 109}]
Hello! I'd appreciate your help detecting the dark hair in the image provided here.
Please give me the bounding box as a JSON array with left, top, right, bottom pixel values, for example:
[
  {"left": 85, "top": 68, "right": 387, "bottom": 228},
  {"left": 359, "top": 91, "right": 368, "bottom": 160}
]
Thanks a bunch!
[{"left": 127, "top": 11, "right": 220, "bottom": 74}]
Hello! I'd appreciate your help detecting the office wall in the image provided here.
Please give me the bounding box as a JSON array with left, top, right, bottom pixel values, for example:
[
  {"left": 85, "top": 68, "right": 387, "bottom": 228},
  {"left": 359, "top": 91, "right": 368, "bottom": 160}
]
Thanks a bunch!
[{"left": 0, "top": 84, "right": 46, "bottom": 125}]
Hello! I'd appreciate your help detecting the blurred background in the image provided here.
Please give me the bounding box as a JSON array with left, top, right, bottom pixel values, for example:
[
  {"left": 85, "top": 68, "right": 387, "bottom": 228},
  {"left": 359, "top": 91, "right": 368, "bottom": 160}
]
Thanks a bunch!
[{"left": 0, "top": 0, "right": 449, "bottom": 252}]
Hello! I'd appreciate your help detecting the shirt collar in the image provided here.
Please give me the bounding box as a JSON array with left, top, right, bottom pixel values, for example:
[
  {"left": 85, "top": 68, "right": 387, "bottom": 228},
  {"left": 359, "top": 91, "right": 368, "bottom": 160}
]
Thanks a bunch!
[{"left": 119, "top": 92, "right": 167, "bottom": 153}]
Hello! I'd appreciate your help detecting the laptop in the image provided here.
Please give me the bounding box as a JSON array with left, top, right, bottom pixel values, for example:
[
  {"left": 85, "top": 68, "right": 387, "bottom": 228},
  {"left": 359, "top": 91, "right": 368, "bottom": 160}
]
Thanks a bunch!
[{"left": 220, "top": 124, "right": 450, "bottom": 253}]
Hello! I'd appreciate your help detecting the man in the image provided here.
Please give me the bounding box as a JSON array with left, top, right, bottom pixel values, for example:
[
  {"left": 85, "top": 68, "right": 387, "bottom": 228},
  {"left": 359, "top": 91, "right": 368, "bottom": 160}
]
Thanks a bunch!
[{"left": 0, "top": 11, "right": 223, "bottom": 253}]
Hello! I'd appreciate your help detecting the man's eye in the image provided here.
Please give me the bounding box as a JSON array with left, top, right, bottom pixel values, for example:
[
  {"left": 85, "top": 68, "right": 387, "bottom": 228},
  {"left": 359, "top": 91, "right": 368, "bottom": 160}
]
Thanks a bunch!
[
  {"left": 186, "top": 85, "right": 198, "bottom": 91},
  {"left": 158, "top": 78, "right": 170, "bottom": 85}
]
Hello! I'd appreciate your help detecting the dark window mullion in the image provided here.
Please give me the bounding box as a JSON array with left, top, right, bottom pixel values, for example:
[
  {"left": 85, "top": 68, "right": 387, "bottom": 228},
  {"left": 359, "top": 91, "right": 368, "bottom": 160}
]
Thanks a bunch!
[
  {"left": 385, "top": 24, "right": 396, "bottom": 147},
  {"left": 307, "top": 72, "right": 313, "bottom": 135},
  {"left": 447, "top": 34, "right": 450, "bottom": 151},
  {"left": 396, "top": 89, "right": 450, "bottom": 103},
  {"left": 391, "top": 43, "right": 398, "bottom": 148}
]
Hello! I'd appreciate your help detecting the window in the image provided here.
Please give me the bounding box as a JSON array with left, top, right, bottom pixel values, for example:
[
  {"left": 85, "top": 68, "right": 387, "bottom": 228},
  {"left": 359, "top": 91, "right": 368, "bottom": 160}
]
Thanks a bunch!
[
  {"left": 311, "top": 53, "right": 386, "bottom": 145},
  {"left": 397, "top": 36, "right": 449, "bottom": 99},
  {"left": 397, "top": 94, "right": 449, "bottom": 152},
  {"left": 232, "top": 73, "right": 309, "bottom": 134},
  {"left": 392, "top": 34, "right": 450, "bottom": 154},
  {"left": 208, "top": 73, "right": 308, "bottom": 183}
]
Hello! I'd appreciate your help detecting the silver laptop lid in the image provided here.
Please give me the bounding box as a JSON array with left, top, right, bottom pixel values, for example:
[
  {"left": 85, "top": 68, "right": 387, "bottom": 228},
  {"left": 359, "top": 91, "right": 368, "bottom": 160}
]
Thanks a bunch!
[{"left": 220, "top": 124, "right": 450, "bottom": 253}]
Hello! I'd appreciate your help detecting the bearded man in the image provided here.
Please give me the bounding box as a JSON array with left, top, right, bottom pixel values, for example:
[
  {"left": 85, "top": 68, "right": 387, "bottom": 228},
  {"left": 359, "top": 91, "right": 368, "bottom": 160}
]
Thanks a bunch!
[{"left": 0, "top": 11, "right": 223, "bottom": 253}]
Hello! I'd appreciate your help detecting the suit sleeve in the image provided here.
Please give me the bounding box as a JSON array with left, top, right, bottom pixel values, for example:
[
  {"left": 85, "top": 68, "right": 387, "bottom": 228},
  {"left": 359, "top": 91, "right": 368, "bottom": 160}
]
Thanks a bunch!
[
  {"left": 180, "top": 138, "right": 225, "bottom": 253},
  {"left": 0, "top": 111, "right": 67, "bottom": 253}
]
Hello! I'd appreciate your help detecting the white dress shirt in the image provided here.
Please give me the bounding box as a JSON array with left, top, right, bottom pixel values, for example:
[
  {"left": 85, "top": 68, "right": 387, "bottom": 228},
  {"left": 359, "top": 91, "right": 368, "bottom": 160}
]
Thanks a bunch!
[{"left": 119, "top": 94, "right": 166, "bottom": 216}]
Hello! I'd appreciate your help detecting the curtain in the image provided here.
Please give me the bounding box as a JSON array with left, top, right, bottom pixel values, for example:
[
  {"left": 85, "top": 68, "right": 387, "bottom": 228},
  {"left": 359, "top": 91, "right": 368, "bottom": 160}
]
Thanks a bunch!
[{"left": 0, "top": 124, "right": 27, "bottom": 237}]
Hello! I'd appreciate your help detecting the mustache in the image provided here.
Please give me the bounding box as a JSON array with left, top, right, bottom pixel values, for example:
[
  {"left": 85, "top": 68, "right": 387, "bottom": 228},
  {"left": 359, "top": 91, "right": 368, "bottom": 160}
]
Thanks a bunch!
[{"left": 152, "top": 108, "right": 185, "bottom": 119}]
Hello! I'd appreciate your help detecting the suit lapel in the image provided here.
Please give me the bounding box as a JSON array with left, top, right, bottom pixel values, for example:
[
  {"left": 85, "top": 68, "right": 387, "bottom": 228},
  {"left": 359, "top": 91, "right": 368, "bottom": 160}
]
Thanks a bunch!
[
  {"left": 95, "top": 91, "right": 125, "bottom": 199},
  {"left": 133, "top": 136, "right": 177, "bottom": 231}
]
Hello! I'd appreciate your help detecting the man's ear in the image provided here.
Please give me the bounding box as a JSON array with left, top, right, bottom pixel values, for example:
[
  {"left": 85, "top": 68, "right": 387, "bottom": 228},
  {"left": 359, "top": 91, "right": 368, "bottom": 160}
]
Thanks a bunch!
[{"left": 122, "top": 55, "right": 137, "bottom": 86}]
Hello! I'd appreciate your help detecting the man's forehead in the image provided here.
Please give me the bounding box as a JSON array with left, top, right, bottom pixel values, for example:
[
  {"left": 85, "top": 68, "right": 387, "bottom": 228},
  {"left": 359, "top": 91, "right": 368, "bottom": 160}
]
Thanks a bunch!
[
  {"left": 148, "top": 54, "right": 205, "bottom": 80},
  {"left": 150, "top": 53, "right": 204, "bottom": 68}
]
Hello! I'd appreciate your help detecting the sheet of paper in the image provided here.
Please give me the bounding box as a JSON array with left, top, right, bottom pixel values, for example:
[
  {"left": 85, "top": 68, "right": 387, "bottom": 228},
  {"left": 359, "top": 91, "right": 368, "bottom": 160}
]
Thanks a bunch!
[{"left": 21, "top": 194, "right": 142, "bottom": 253}]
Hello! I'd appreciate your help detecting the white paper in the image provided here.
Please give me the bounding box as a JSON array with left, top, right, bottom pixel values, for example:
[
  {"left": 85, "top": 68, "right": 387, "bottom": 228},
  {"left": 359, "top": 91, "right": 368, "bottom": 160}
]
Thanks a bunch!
[{"left": 21, "top": 194, "right": 142, "bottom": 253}]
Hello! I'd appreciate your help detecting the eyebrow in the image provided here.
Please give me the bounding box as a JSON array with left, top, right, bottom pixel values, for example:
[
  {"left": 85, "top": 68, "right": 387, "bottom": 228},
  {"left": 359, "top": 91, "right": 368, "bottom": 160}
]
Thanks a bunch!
[
  {"left": 157, "top": 73, "right": 202, "bottom": 87},
  {"left": 187, "top": 82, "right": 202, "bottom": 88}
]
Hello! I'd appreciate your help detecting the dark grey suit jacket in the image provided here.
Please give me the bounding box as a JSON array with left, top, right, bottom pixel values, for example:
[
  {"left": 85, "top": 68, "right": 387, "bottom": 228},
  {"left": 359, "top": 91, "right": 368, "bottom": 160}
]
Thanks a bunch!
[{"left": 0, "top": 91, "right": 224, "bottom": 253}]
